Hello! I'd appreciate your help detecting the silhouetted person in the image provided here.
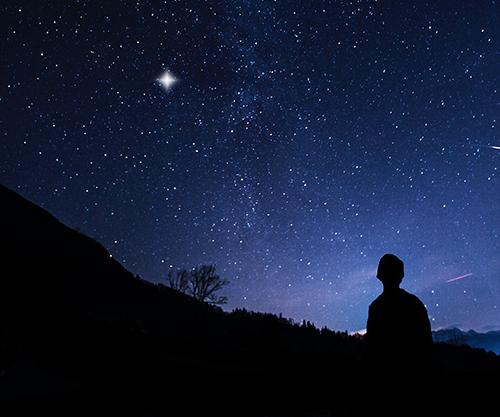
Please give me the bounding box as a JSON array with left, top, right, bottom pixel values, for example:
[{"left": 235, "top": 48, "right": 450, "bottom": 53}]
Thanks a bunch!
[{"left": 366, "top": 254, "right": 432, "bottom": 374}]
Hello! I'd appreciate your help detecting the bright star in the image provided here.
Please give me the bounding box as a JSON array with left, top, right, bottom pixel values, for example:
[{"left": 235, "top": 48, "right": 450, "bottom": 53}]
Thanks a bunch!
[{"left": 156, "top": 70, "right": 177, "bottom": 92}]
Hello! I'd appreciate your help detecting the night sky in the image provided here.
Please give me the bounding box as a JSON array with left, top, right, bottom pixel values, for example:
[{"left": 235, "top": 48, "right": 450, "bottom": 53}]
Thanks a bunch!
[{"left": 1, "top": 1, "right": 499, "bottom": 332}]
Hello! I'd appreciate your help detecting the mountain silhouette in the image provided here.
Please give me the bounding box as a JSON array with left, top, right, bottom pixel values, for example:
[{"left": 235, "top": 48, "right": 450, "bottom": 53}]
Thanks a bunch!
[
  {"left": 433, "top": 327, "right": 500, "bottom": 354},
  {"left": 0, "top": 184, "right": 498, "bottom": 416}
]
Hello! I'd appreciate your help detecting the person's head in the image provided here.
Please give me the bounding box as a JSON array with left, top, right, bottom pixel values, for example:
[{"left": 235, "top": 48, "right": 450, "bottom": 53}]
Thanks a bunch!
[{"left": 377, "top": 253, "right": 404, "bottom": 289}]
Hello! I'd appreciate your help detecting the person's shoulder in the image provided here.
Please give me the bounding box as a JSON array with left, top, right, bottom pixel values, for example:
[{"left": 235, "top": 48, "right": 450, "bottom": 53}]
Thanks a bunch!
[
  {"left": 400, "top": 289, "right": 426, "bottom": 308},
  {"left": 369, "top": 293, "right": 385, "bottom": 310}
]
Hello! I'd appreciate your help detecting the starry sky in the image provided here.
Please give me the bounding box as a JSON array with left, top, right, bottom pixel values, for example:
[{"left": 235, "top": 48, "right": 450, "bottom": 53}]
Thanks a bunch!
[{"left": 1, "top": 1, "right": 499, "bottom": 332}]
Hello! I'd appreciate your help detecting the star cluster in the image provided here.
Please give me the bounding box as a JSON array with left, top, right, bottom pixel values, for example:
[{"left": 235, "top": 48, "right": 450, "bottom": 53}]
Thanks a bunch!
[{"left": 1, "top": 1, "right": 498, "bottom": 331}]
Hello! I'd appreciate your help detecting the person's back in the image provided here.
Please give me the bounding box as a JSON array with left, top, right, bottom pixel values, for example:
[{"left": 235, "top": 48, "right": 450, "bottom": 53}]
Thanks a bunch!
[
  {"left": 366, "top": 254, "right": 432, "bottom": 372},
  {"left": 367, "top": 288, "right": 432, "bottom": 363}
]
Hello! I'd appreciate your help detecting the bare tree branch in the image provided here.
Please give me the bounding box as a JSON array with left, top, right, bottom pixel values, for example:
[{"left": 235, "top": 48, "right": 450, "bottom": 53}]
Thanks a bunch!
[{"left": 165, "top": 264, "right": 229, "bottom": 305}]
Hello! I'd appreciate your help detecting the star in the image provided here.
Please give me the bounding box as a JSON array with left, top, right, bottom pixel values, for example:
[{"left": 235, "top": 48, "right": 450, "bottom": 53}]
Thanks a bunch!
[{"left": 156, "top": 70, "right": 178, "bottom": 92}]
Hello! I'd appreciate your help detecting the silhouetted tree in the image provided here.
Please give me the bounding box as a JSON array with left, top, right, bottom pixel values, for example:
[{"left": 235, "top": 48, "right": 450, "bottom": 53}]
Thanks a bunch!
[
  {"left": 166, "top": 264, "right": 229, "bottom": 305},
  {"left": 188, "top": 265, "right": 229, "bottom": 305},
  {"left": 166, "top": 268, "right": 190, "bottom": 293}
]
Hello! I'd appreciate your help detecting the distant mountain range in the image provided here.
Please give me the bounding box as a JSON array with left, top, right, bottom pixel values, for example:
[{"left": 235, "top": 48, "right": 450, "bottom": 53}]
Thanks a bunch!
[{"left": 433, "top": 328, "right": 500, "bottom": 354}]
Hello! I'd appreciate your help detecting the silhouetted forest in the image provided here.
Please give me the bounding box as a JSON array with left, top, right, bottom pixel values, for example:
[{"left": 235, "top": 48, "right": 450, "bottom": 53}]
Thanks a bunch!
[{"left": 0, "top": 184, "right": 498, "bottom": 416}]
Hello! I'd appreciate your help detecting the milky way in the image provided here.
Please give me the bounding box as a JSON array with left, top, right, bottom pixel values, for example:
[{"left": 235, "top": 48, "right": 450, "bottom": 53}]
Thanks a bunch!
[{"left": 1, "top": 1, "right": 498, "bottom": 331}]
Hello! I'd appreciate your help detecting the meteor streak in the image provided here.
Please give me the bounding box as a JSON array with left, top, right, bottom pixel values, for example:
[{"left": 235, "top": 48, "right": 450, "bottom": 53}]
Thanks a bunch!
[{"left": 446, "top": 273, "right": 473, "bottom": 283}]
